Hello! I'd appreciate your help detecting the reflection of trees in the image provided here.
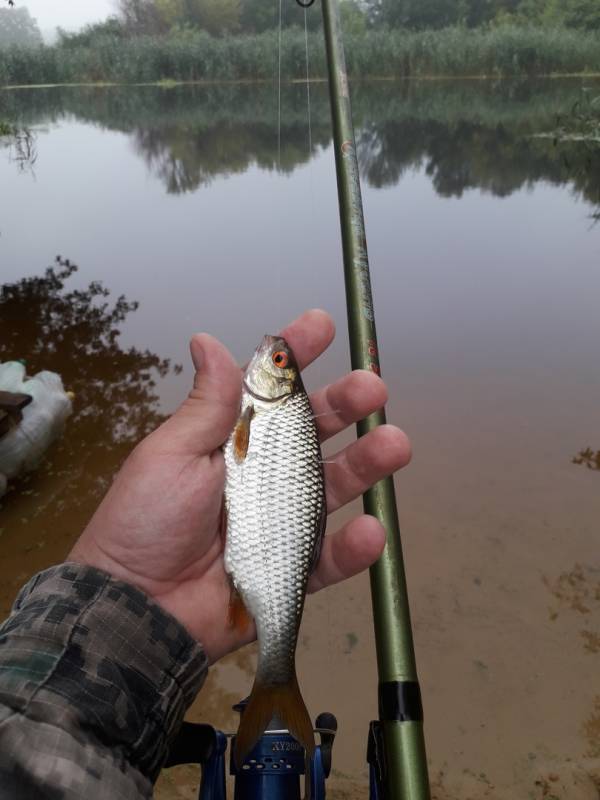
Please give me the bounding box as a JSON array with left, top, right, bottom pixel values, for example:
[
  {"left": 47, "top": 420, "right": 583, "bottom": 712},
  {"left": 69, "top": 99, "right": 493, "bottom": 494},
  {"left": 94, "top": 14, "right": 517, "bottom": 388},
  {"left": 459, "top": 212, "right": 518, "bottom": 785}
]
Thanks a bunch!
[
  {"left": 0, "top": 259, "right": 180, "bottom": 530},
  {"left": 0, "top": 125, "right": 37, "bottom": 173},
  {"left": 552, "top": 92, "right": 600, "bottom": 220},
  {"left": 134, "top": 121, "right": 328, "bottom": 193},
  {"left": 3, "top": 79, "right": 600, "bottom": 206},
  {"left": 124, "top": 84, "right": 330, "bottom": 193},
  {"left": 357, "top": 117, "right": 600, "bottom": 206},
  {"left": 572, "top": 448, "right": 600, "bottom": 471}
]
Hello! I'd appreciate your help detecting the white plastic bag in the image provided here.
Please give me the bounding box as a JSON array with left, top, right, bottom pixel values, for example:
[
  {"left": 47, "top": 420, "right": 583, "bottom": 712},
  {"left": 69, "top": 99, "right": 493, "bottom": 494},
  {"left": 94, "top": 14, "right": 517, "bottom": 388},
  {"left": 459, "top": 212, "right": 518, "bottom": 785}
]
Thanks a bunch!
[{"left": 0, "top": 362, "right": 73, "bottom": 496}]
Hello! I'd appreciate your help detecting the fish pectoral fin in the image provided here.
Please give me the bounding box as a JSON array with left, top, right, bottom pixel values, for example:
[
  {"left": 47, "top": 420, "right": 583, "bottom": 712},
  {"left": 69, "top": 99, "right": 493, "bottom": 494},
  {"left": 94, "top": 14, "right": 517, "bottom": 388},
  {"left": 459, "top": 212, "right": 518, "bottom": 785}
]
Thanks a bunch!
[
  {"left": 233, "top": 403, "right": 254, "bottom": 463},
  {"left": 234, "top": 673, "right": 315, "bottom": 770},
  {"left": 228, "top": 586, "right": 253, "bottom": 633}
]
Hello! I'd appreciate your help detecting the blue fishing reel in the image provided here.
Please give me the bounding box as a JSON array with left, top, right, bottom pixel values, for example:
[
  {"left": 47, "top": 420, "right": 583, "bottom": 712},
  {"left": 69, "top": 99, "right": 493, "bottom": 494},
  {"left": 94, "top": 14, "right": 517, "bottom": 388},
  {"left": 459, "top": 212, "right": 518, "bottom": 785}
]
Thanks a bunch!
[{"left": 165, "top": 702, "right": 337, "bottom": 800}]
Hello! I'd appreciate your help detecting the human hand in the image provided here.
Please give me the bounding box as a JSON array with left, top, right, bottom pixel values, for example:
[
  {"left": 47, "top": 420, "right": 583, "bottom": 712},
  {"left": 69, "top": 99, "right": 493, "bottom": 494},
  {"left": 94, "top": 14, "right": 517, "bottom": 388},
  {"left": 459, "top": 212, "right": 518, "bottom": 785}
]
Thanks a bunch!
[{"left": 69, "top": 310, "right": 411, "bottom": 664}]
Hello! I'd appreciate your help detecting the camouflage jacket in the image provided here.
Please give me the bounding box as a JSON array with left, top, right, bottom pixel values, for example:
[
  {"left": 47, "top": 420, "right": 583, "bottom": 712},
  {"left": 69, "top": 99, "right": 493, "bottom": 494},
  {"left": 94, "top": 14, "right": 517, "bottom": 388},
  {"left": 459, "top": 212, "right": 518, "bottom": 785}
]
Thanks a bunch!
[{"left": 0, "top": 564, "right": 208, "bottom": 799}]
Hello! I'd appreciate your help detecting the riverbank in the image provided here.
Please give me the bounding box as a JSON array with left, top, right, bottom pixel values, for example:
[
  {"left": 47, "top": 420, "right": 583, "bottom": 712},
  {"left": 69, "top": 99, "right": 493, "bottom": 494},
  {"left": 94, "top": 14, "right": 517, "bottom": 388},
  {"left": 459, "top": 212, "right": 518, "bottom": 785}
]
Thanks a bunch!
[
  {"left": 3, "top": 72, "right": 600, "bottom": 92},
  {"left": 1, "top": 26, "right": 600, "bottom": 87}
]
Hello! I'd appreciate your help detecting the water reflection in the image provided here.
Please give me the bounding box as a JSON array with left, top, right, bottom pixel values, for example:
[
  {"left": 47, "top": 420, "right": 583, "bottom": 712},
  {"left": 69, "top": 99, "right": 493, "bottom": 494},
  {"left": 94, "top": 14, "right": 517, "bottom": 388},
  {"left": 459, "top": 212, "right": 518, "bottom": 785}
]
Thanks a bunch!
[
  {"left": 0, "top": 259, "right": 180, "bottom": 563},
  {"left": 2, "top": 79, "right": 600, "bottom": 208},
  {"left": 356, "top": 118, "right": 600, "bottom": 208},
  {"left": 134, "top": 120, "right": 328, "bottom": 194},
  {"left": 0, "top": 125, "right": 37, "bottom": 174},
  {"left": 572, "top": 448, "right": 600, "bottom": 471}
]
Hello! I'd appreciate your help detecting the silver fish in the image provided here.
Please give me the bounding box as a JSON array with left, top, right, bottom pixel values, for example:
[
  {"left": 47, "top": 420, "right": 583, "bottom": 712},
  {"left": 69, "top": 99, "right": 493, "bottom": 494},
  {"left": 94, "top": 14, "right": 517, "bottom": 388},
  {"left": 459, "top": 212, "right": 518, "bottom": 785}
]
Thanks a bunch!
[{"left": 223, "top": 334, "right": 326, "bottom": 767}]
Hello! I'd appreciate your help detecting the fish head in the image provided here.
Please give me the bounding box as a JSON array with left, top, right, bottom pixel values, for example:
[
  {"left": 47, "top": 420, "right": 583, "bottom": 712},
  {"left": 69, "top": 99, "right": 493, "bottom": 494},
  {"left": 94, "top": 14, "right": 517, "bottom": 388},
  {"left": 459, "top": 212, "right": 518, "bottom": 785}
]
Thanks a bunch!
[{"left": 243, "top": 335, "right": 300, "bottom": 402}]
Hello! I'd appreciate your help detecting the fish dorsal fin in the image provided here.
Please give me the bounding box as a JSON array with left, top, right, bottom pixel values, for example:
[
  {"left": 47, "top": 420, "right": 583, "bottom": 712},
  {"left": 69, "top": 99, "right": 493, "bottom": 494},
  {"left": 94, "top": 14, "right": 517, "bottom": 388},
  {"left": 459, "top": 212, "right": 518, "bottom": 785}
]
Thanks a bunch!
[{"left": 233, "top": 403, "right": 254, "bottom": 464}]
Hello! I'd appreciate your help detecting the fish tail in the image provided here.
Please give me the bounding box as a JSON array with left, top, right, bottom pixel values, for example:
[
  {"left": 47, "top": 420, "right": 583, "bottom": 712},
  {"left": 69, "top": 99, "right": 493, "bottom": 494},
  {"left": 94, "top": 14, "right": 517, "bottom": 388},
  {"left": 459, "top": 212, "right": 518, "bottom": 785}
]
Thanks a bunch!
[{"left": 234, "top": 672, "right": 315, "bottom": 770}]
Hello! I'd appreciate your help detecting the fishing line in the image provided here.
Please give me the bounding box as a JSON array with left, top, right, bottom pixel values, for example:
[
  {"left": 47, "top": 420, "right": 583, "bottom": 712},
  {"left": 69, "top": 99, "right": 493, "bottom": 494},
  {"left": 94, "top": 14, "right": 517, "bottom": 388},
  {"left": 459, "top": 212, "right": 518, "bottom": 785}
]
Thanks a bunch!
[
  {"left": 277, "top": 0, "right": 283, "bottom": 170},
  {"left": 298, "top": 0, "right": 318, "bottom": 319},
  {"left": 273, "top": 0, "right": 285, "bottom": 318},
  {"left": 304, "top": 6, "right": 313, "bottom": 155}
]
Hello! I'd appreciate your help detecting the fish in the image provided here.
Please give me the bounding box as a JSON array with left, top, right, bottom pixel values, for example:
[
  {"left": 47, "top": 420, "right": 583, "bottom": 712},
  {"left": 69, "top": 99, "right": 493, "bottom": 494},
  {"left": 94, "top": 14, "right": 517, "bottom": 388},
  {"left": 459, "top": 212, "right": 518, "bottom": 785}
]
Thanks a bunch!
[{"left": 223, "top": 334, "right": 326, "bottom": 768}]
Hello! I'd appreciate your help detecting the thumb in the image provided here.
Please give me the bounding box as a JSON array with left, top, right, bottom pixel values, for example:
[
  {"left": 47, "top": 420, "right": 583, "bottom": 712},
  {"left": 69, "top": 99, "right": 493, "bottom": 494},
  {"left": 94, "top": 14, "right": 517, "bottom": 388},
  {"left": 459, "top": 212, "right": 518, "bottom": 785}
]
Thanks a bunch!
[{"left": 162, "top": 333, "right": 242, "bottom": 455}]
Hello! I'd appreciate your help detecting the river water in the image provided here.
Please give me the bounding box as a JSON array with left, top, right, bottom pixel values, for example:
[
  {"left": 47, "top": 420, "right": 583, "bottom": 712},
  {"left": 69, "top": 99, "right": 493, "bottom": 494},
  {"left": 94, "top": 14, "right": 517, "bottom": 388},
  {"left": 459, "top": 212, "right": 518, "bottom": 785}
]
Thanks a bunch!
[{"left": 1, "top": 78, "right": 599, "bottom": 799}]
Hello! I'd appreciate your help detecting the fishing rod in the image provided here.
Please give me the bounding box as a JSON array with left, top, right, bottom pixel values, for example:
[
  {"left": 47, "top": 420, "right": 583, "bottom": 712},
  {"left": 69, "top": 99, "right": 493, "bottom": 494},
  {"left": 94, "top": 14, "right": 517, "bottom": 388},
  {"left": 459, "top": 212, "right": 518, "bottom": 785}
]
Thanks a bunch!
[{"left": 319, "top": 0, "right": 431, "bottom": 797}]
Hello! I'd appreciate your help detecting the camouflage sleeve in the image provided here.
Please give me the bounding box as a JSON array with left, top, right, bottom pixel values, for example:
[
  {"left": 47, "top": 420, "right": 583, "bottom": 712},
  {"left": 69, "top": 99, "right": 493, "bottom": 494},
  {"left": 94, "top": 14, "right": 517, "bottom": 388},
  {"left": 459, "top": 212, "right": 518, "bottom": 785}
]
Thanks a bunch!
[{"left": 0, "top": 563, "right": 208, "bottom": 799}]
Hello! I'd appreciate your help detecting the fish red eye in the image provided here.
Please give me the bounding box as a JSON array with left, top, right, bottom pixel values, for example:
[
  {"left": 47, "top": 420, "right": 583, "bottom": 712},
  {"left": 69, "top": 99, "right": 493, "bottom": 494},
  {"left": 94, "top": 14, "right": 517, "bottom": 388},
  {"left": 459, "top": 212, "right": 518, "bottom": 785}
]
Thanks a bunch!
[{"left": 272, "top": 351, "right": 289, "bottom": 369}]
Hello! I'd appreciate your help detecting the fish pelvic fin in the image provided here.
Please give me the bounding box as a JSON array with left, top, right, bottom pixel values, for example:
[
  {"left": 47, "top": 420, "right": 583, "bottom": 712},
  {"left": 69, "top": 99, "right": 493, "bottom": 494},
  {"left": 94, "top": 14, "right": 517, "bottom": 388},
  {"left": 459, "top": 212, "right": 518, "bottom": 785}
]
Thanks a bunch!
[
  {"left": 234, "top": 673, "right": 315, "bottom": 770},
  {"left": 228, "top": 586, "right": 253, "bottom": 633}
]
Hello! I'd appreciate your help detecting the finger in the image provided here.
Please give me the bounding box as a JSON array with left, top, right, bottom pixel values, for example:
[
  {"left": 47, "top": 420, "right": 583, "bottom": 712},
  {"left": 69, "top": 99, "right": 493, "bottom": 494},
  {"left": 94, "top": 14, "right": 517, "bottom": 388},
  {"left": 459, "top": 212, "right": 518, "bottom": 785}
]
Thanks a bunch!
[
  {"left": 278, "top": 308, "right": 335, "bottom": 371},
  {"left": 324, "top": 425, "right": 411, "bottom": 512},
  {"left": 308, "top": 515, "right": 386, "bottom": 593},
  {"left": 310, "top": 370, "right": 388, "bottom": 442},
  {"left": 161, "top": 334, "right": 242, "bottom": 454}
]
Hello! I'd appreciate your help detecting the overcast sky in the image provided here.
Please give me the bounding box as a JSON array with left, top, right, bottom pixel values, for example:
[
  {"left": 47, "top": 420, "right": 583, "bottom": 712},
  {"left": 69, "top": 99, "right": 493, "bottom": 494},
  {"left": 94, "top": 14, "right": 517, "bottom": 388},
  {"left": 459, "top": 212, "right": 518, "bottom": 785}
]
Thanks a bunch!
[{"left": 22, "top": 0, "right": 116, "bottom": 33}]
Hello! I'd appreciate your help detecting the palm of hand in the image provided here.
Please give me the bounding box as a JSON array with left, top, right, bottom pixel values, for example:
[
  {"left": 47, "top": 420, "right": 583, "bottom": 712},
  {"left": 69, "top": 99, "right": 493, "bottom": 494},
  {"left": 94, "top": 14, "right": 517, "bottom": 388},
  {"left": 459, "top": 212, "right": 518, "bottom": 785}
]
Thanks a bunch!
[{"left": 70, "top": 311, "right": 410, "bottom": 664}]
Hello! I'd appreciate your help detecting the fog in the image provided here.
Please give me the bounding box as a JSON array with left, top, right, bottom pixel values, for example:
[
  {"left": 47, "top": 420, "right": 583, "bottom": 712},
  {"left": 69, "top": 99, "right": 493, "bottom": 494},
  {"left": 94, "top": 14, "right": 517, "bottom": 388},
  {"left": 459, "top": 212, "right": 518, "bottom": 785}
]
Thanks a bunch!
[{"left": 18, "top": 0, "right": 114, "bottom": 34}]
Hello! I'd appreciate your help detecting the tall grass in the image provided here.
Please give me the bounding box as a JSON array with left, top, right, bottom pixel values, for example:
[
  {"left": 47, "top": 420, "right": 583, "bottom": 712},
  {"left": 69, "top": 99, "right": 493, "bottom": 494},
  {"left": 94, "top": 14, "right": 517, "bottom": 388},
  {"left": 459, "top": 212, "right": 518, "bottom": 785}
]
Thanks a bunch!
[{"left": 0, "top": 26, "right": 600, "bottom": 87}]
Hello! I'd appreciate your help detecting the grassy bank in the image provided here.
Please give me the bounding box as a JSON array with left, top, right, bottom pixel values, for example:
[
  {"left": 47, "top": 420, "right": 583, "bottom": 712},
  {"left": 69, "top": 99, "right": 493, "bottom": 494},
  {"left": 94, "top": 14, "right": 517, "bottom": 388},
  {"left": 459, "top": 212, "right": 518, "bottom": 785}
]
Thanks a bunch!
[{"left": 1, "top": 26, "right": 600, "bottom": 86}]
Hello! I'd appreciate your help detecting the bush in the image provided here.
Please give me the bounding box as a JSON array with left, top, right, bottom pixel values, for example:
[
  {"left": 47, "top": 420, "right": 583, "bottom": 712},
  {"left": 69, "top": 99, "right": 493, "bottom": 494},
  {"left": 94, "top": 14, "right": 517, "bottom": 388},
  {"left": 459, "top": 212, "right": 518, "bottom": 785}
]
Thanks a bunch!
[{"left": 0, "top": 25, "right": 599, "bottom": 87}]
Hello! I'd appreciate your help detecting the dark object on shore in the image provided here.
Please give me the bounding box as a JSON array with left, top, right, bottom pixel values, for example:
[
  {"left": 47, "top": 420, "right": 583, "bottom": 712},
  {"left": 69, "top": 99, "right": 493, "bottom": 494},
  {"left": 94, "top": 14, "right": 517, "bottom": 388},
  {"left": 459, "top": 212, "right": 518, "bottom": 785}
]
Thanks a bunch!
[{"left": 0, "top": 391, "right": 32, "bottom": 439}]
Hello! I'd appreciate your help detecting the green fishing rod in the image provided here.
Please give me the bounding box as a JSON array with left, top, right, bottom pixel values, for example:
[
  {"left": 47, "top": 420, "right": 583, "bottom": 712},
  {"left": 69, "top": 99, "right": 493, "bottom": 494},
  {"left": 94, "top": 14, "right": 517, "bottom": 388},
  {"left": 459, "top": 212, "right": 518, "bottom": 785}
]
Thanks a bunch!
[{"left": 314, "top": 0, "right": 432, "bottom": 797}]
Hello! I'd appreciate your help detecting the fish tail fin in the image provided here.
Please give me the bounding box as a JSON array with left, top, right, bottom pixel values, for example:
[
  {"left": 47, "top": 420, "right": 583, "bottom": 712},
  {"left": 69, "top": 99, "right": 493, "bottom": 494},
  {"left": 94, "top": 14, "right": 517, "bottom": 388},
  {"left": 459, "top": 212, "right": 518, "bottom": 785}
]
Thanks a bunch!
[{"left": 234, "top": 672, "right": 315, "bottom": 770}]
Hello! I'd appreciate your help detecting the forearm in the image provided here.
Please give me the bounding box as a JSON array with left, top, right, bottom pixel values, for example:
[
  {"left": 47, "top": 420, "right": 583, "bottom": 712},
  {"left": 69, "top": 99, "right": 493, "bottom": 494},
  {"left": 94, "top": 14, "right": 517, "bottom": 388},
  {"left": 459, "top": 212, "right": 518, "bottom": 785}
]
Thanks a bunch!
[{"left": 0, "top": 564, "right": 208, "bottom": 799}]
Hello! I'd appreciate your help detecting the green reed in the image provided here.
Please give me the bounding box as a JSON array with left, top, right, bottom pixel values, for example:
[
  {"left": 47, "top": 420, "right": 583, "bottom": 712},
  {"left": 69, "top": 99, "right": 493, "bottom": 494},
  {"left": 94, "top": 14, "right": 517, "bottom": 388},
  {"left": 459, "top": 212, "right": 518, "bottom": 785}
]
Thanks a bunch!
[{"left": 1, "top": 26, "right": 600, "bottom": 87}]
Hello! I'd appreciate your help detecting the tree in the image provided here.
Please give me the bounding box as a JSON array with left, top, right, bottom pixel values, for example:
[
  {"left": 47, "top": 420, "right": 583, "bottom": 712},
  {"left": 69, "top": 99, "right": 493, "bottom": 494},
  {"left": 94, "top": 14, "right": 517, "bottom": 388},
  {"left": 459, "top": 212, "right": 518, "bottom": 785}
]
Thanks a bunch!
[
  {"left": 117, "top": 0, "right": 165, "bottom": 34},
  {"left": 56, "top": 18, "right": 127, "bottom": 48},
  {"left": 239, "top": 0, "right": 321, "bottom": 34},
  {"left": 0, "top": 6, "right": 41, "bottom": 46},
  {"left": 155, "top": 0, "right": 186, "bottom": 29},
  {"left": 117, "top": 0, "right": 241, "bottom": 35},
  {"left": 367, "top": 0, "right": 458, "bottom": 30},
  {"left": 340, "top": 0, "right": 368, "bottom": 35},
  {"left": 239, "top": 0, "right": 277, "bottom": 33},
  {"left": 184, "top": 0, "right": 241, "bottom": 36},
  {"left": 562, "top": 0, "right": 600, "bottom": 30}
]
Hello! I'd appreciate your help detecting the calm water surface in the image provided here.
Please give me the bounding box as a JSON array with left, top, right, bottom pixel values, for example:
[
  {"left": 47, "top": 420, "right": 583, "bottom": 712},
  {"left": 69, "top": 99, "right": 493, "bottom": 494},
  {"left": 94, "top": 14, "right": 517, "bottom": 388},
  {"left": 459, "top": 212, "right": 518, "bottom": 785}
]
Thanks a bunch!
[{"left": 1, "top": 79, "right": 599, "bottom": 799}]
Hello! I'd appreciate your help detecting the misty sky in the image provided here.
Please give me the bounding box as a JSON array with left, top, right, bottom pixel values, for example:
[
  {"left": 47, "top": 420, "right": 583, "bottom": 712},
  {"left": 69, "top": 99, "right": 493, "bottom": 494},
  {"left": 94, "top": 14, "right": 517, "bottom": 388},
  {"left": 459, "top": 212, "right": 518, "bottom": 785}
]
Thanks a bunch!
[{"left": 21, "top": 0, "right": 115, "bottom": 32}]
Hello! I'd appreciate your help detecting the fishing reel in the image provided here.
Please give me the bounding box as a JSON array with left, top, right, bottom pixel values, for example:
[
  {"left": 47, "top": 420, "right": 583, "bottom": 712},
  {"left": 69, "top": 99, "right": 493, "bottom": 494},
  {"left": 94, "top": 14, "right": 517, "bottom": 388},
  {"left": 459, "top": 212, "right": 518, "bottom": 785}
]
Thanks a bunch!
[
  {"left": 166, "top": 701, "right": 337, "bottom": 800},
  {"left": 295, "top": 0, "right": 316, "bottom": 7}
]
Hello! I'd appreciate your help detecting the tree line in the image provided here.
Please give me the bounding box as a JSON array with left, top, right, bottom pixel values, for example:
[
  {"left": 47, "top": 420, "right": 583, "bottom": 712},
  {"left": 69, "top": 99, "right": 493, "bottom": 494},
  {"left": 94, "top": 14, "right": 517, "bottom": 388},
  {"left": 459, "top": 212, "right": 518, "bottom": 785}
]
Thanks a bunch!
[
  {"left": 2, "top": 0, "right": 599, "bottom": 50},
  {"left": 371, "top": 0, "right": 600, "bottom": 31},
  {"left": 110, "top": 0, "right": 600, "bottom": 36}
]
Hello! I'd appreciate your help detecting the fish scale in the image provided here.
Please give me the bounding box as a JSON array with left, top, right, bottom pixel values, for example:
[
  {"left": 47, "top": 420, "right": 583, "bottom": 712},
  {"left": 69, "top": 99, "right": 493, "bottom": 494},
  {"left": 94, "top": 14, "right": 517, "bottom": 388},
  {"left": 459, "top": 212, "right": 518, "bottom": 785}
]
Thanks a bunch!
[{"left": 224, "top": 390, "right": 324, "bottom": 686}]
